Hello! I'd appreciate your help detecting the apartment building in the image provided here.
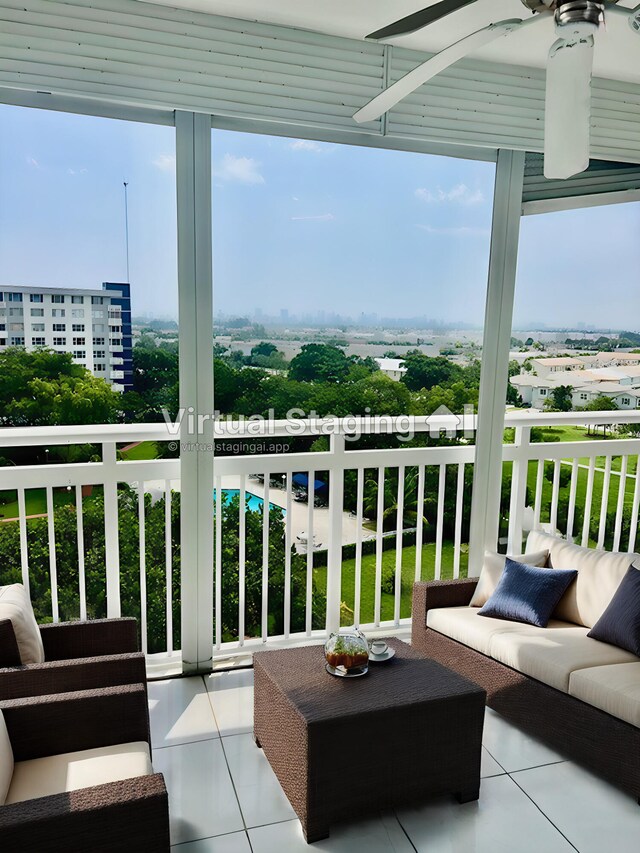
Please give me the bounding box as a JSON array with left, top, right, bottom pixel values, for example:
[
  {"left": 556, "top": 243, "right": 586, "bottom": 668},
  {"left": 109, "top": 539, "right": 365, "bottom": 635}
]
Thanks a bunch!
[{"left": 0, "top": 282, "right": 132, "bottom": 391}]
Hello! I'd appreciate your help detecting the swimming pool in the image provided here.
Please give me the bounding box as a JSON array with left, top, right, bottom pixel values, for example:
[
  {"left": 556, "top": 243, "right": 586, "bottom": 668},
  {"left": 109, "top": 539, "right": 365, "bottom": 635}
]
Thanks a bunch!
[{"left": 217, "top": 488, "right": 285, "bottom": 515}]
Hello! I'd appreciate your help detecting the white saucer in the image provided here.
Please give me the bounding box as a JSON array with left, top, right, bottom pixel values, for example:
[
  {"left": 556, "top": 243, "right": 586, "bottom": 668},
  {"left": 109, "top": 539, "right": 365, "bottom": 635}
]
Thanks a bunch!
[{"left": 368, "top": 648, "right": 395, "bottom": 663}]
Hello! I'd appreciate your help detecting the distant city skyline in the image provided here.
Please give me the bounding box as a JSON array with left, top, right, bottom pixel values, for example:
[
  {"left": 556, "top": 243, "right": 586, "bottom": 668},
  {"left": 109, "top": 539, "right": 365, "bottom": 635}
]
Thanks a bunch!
[{"left": 1, "top": 104, "right": 639, "bottom": 331}]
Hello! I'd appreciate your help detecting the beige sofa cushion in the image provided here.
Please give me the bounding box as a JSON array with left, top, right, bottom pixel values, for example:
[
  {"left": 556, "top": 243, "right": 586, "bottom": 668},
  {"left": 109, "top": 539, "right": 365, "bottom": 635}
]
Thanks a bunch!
[
  {"left": 5, "top": 741, "right": 152, "bottom": 805},
  {"left": 427, "top": 606, "right": 545, "bottom": 657},
  {"left": 0, "top": 584, "right": 45, "bottom": 665},
  {"left": 569, "top": 663, "right": 640, "bottom": 729},
  {"left": 0, "top": 710, "right": 14, "bottom": 805},
  {"left": 526, "top": 531, "right": 640, "bottom": 628},
  {"left": 490, "top": 625, "right": 639, "bottom": 693},
  {"left": 469, "top": 549, "right": 550, "bottom": 608}
]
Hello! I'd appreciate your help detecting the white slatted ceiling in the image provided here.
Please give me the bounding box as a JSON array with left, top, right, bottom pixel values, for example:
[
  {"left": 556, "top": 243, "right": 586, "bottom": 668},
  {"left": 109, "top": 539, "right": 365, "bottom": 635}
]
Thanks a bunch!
[
  {"left": 523, "top": 152, "right": 640, "bottom": 202},
  {"left": 1, "top": 0, "right": 640, "bottom": 162}
]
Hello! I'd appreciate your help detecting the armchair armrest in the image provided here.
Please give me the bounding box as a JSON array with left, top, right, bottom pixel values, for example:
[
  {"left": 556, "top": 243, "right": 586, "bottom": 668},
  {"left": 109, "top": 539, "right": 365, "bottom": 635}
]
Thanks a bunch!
[
  {"left": 0, "top": 620, "right": 22, "bottom": 667},
  {"left": 0, "top": 774, "right": 169, "bottom": 853},
  {"left": 0, "top": 651, "right": 146, "bottom": 701},
  {"left": 40, "top": 617, "right": 139, "bottom": 660},
  {"left": 411, "top": 579, "right": 478, "bottom": 627},
  {"left": 1, "top": 683, "right": 151, "bottom": 761}
]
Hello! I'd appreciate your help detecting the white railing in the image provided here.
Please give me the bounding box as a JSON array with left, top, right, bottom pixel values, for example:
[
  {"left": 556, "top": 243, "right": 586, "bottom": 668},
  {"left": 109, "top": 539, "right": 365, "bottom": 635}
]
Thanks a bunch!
[{"left": 1, "top": 410, "right": 639, "bottom": 668}]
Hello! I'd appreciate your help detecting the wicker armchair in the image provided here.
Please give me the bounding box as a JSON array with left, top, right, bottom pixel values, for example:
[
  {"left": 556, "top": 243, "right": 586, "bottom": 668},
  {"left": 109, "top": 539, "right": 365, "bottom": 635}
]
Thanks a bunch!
[
  {"left": 0, "top": 617, "right": 146, "bottom": 701},
  {"left": 0, "top": 683, "right": 169, "bottom": 852}
]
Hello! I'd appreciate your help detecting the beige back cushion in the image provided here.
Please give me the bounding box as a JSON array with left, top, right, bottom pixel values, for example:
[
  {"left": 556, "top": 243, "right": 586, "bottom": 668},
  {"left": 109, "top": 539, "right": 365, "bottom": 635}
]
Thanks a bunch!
[
  {"left": 526, "top": 531, "right": 640, "bottom": 627},
  {"left": 0, "top": 710, "right": 14, "bottom": 805},
  {"left": 0, "top": 584, "right": 45, "bottom": 665},
  {"left": 469, "top": 549, "right": 550, "bottom": 607}
]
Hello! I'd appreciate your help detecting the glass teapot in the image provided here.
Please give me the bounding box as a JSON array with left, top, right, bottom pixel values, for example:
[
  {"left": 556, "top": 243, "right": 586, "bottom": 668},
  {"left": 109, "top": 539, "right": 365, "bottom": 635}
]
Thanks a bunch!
[{"left": 324, "top": 627, "right": 369, "bottom": 677}]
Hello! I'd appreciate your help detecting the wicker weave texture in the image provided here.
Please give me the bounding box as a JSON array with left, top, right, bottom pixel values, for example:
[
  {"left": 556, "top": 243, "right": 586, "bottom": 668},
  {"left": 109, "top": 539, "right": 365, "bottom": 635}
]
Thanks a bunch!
[{"left": 254, "top": 639, "right": 485, "bottom": 841}]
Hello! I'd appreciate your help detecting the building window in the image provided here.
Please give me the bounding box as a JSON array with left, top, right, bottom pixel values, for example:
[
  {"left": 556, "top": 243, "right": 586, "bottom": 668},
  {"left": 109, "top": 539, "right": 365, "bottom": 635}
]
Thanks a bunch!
[
  {"left": 29, "top": 293, "right": 43, "bottom": 303},
  {"left": 622, "top": 398, "right": 630, "bottom": 406},
  {"left": 539, "top": 389, "right": 547, "bottom": 396},
  {"left": 580, "top": 393, "right": 588, "bottom": 400},
  {"left": 92, "top": 310, "right": 105, "bottom": 319},
  {"left": 52, "top": 323, "right": 66, "bottom": 332},
  {"left": 11, "top": 337, "right": 25, "bottom": 346},
  {"left": 108, "top": 310, "right": 121, "bottom": 319},
  {"left": 31, "top": 337, "right": 46, "bottom": 346},
  {"left": 31, "top": 323, "right": 45, "bottom": 332},
  {"left": 94, "top": 324, "right": 104, "bottom": 333},
  {"left": 95, "top": 363, "right": 106, "bottom": 372},
  {"left": 53, "top": 337, "right": 66, "bottom": 346},
  {"left": 72, "top": 309, "right": 85, "bottom": 319},
  {"left": 0, "top": 338, "right": 5, "bottom": 346},
  {"left": 93, "top": 337, "right": 105, "bottom": 346},
  {"left": 29, "top": 308, "right": 43, "bottom": 317},
  {"left": 9, "top": 323, "right": 24, "bottom": 332},
  {"left": 0, "top": 324, "right": 4, "bottom": 331},
  {"left": 51, "top": 294, "right": 65, "bottom": 303},
  {"left": 91, "top": 296, "right": 104, "bottom": 305},
  {"left": 94, "top": 350, "right": 106, "bottom": 358},
  {"left": 7, "top": 293, "right": 23, "bottom": 302},
  {"left": 51, "top": 309, "right": 66, "bottom": 317},
  {"left": 72, "top": 323, "right": 85, "bottom": 332},
  {"left": 110, "top": 326, "right": 122, "bottom": 334},
  {"left": 72, "top": 350, "right": 85, "bottom": 359},
  {"left": 72, "top": 337, "right": 86, "bottom": 346},
  {"left": 10, "top": 307, "right": 24, "bottom": 317},
  {"left": 110, "top": 339, "right": 122, "bottom": 348},
  {"left": 71, "top": 295, "right": 84, "bottom": 304}
]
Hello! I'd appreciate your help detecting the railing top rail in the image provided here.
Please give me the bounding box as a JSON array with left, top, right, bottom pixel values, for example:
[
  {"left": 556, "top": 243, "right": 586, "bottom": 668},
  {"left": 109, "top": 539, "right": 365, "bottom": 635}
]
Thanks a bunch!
[{"left": 0, "top": 409, "right": 639, "bottom": 446}]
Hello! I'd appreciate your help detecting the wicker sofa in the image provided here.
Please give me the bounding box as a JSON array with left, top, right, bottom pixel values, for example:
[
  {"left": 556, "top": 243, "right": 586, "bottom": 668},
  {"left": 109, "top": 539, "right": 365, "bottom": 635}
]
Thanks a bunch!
[{"left": 411, "top": 530, "right": 640, "bottom": 802}]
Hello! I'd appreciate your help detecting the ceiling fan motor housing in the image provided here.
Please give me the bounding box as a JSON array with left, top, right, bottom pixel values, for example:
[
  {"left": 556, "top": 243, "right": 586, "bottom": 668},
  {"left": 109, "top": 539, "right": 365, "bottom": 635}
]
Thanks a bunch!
[{"left": 555, "top": 0, "right": 605, "bottom": 26}]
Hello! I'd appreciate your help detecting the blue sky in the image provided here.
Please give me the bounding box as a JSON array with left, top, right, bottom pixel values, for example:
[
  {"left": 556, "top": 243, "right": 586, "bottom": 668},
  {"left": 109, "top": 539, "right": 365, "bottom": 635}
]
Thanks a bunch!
[{"left": 1, "top": 105, "right": 638, "bottom": 330}]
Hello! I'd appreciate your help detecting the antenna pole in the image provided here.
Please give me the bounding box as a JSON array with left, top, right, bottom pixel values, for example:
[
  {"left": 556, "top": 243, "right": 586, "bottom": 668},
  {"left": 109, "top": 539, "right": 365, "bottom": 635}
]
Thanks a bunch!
[{"left": 123, "top": 181, "right": 130, "bottom": 282}]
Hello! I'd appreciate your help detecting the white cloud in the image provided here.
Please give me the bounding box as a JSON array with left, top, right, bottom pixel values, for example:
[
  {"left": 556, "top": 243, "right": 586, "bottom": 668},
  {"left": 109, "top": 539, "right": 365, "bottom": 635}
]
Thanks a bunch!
[
  {"left": 152, "top": 153, "right": 176, "bottom": 172},
  {"left": 415, "top": 184, "right": 484, "bottom": 205},
  {"left": 289, "top": 140, "right": 329, "bottom": 153},
  {"left": 291, "top": 213, "right": 335, "bottom": 222},
  {"left": 417, "top": 224, "right": 490, "bottom": 237},
  {"left": 26, "top": 157, "right": 39, "bottom": 169},
  {"left": 215, "top": 153, "right": 264, "bottom": 185},
  {"left": 67, "top": 167, "right": 88, "bottom": 176},
  {"left": 292, "top": 196, "right": 300, "bottom": 201}
]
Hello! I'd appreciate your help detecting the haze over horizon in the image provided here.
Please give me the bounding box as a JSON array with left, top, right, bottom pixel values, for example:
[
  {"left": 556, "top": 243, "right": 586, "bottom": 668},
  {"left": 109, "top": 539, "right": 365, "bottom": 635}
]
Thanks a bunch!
[{"left": 2, "top": 104, "right": 639, "bottom": 332}]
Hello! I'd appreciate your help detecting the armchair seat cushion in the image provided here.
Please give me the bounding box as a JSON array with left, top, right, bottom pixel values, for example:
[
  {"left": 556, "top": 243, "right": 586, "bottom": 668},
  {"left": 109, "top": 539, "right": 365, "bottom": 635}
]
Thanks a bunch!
[
  {"left": 0, "top": 585, "right": 45, "bottom": 665},
  {"left": 5, "top": 741, "right": 153, "bottom": 805}
]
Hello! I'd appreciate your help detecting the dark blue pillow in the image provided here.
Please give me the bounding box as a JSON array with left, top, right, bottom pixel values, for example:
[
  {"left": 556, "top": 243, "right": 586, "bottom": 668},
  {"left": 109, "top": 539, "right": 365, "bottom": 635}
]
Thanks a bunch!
[
  {"left": 587, "top": 566, "right": 640, "bottom": 655},
  {"left": 478, "top": 558, "right": 577, "bottom": 628}
]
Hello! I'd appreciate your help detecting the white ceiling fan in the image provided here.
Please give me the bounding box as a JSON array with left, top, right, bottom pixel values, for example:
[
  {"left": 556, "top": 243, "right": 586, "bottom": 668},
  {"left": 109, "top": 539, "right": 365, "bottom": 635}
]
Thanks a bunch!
[{"left": 353, "top": 1, "right": 640, "bottom": 180}]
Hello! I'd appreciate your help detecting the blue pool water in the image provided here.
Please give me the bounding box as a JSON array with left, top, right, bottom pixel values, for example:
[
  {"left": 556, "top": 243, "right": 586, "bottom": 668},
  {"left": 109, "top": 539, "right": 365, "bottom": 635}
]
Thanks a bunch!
[{"left": 217, "top": 488, "right": 285, "bottom": 515}]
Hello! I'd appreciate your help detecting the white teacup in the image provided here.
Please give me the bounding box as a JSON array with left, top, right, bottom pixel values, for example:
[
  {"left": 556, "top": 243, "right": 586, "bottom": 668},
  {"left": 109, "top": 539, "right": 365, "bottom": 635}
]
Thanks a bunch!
[{"left": 370, "top": 640, "right": 388, "bottom": 656}]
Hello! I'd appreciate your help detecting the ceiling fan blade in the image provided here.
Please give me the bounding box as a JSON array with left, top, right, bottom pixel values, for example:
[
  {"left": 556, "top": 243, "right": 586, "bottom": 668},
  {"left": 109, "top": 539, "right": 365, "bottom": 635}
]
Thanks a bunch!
[
  {"left": 367, "top": 0, "right": 479, "bottom": 40},
  {"left": 354, "top": 18, "right": 539, "bottom": 125},
  {"left": 544, "top": 34, "right": 596, "bottom": 180}
]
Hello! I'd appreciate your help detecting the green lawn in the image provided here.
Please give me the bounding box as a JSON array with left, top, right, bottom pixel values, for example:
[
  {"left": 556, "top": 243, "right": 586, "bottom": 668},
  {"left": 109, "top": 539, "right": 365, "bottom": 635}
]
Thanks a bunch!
[
  {"left": 0, "top": 487, "right": 77, "bottom": 520},
  {"left": 315, "top": 541, "right": 468, "bottom": 627},
  {"left": 118, "top": 441, "right": 159, "bottom": 460}
]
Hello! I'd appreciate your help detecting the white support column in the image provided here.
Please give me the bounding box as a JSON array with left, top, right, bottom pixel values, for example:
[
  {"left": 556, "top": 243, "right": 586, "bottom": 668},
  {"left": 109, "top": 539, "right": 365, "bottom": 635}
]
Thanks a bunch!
[
  {"left": 176, "top": 111, "right": 214, "bottom": 673},
  {"left": 507, "top": 426, "right": 531, "bottom": 554},
  {"left": 325, "top": 433, "right": 345, "bottom": 634},
  {"left": 468, "top": 149, "right": 525, "bottom": 575}
]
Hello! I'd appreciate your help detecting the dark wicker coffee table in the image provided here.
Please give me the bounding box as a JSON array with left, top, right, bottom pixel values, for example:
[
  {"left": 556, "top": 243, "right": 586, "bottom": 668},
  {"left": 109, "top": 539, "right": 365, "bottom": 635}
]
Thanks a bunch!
[{"left": 253, "top": 637, "right": 486, "bottom": 842}]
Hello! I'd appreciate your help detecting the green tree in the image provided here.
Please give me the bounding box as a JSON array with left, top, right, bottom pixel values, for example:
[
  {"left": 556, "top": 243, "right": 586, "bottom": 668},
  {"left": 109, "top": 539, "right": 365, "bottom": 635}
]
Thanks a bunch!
[
  {"left": 289, "top": 344, "right": 350, "bottom": 383},
  {"left": 401, "top": 354, "right": 463, "bottom": 392},
  {"left": 545, "top": 385, "right": 574, "bottom": 412}
]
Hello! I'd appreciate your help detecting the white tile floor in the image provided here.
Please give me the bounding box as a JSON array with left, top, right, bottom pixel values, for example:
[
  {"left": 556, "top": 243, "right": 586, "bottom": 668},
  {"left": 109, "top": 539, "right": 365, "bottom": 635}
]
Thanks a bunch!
[{"left": 149, "top": 672, "right": 640, "bottom": 852}]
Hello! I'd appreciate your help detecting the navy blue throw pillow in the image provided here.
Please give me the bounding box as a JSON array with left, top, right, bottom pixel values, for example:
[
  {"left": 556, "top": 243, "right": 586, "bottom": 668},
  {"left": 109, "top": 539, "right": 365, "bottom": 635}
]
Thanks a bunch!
[
  {"left": 587, "top": 566, "right": 640, "bottom": 656},
  {"left": 478, "top": 558, "right": 577, "bottom": 628}
]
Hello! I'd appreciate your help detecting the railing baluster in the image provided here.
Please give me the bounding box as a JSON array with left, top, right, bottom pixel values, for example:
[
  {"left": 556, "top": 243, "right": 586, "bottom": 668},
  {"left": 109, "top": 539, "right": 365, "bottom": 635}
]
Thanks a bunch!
[
  {"left": 75, "top": 485, "right": 87, "bottom": 622},
  {"left": 566, "top": 459, "right": 579, "bottom": 543},
  {"left": 103, "top": 442, "right": 121, "bottom": 619},
  {"left": 374, "top": 467, "right": 385, "bottom": 627},
  {"left": 135, "top": 483, "right": 147, "bottom": 654},
  {"left": 414, "top": 465, "right": 425, "bottom": 582},
  {"left": 434, "top": 464, "right": 446, "bottom": 580},
  {"left": 306, "top": 470, "right": 315, "bottom": 636},
  {"left": 261, "top": 479, "right": 270, "bottom": 642},
  {"left": 454, "top": 463, "right": 465, "bottom": 579},
  {"left": 597, "top": 456, "right": 612, "bottom": 550},
  {"left": 549, "top": 459, "right": 561, "bottom": 533},
  {"left": 354, "top": 468, "right": 364, "bottom": 627},
  {"left": 628, "top": 455, "right": 640, "bottom": 553},
  {"left": 284, "top": 473, "right": 292, "bottom": 639},
  {"left": 582, "top": 457, "right": 596, "bottom": 547},
  {"left": 46, "top": 485, "right": 59, "bottom": 623},
  {"left": 613, "top": 456, "right": 627, "bottom": 553},
  {"left": 214, "top": 476, "right": 222, "bottom": 651},
  {"left": 164, "top": 480, "right": 173, "bottom": 654},
  {"left": 17, "top": 488, "right": 29, "bottom": 597},
  {"left": 533, "top": 459, "right": 544, "bottom": 528},
  {"left": 394, "top": 466, "right": 405, "bottom": 626},
  {"left": 239, "top": 474, "right": 246, "bottom": 646}
]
